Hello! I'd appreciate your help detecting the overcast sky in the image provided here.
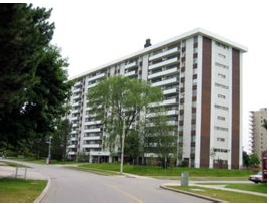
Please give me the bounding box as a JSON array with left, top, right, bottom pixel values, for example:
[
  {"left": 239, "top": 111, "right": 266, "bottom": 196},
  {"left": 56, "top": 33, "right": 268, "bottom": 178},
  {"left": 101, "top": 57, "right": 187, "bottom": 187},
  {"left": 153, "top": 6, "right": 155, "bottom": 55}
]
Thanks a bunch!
[{"left": 27, "top": 0, "right": 268, "bottom": 152}]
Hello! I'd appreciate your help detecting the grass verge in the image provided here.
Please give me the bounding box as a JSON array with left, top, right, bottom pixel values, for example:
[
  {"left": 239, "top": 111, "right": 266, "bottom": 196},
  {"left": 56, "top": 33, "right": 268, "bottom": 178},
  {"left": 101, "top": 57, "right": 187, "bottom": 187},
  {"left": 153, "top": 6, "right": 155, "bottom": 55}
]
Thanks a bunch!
[
  {"left": 166, "top": 185, "right": 267, "bottom": 203},
  {"left": 1, "top": 161, "right": 30, "bottom": 168},
  {"left": 198, "top": 182, "right": 267, "bottom": 194},
  {"left": 0, "top": 178, "right": 47, "bottom": 203},
  {"left": 76, "top": 163, "right": 255, "bottom": 180}
]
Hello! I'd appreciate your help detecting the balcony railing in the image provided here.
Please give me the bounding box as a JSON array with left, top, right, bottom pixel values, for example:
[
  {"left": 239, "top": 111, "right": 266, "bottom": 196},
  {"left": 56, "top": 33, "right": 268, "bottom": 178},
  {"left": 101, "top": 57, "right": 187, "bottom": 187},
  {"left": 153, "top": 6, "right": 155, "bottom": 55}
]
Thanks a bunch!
[
  {"left": 149, "top": 47, "right": 178, "bottom": 61},
  {"left": 148, "top": 67, "right": 178, "bottom": 79},
  {"left": 84, "top": 128, "right": 102, "bottom": 133},
  {"left": 148, "top": 57, "right": 178, "bottom": 70},
  {"left": 124, "top": 70, "right": 137, "bottom": 77},
  {"left": 88, "top": 73, "right": 105, "bottom": 82},
  {"left": 83, "top": 136, "right": 101, "bottom": 141},
  {"left": 83, "top": 144, "right": 101, "bottom": 148},
  {"left": 125, "top": 62, "right": 137, "bottom": 69},
  {"left": 163, "top": 88, "right": 178, "bottom": 95},
  {"left": 151, "top": 77, "right": 178, "bottom": 87},
  {"left": 84, "top": 120, "right": 102, "bottom": 126}
]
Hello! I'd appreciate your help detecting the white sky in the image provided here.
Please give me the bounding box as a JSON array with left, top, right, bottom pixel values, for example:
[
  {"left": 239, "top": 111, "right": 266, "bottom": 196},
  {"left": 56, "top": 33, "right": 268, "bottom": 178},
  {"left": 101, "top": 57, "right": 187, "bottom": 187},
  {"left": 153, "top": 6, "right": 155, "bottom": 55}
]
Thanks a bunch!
[{"left": 29, "top": 0, "right": 268, "bottom": 152}]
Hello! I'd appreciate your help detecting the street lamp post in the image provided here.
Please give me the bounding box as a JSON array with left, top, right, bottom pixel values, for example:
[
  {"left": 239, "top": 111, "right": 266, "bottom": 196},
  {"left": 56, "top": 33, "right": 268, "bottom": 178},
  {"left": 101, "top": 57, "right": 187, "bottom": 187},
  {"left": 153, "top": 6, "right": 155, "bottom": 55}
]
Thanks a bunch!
[
  {"left": 120, "top": 112, "right": 125, "bottom": 174},
  {"left": 47, "top": 136, "right": 52, "bottom": 164}
]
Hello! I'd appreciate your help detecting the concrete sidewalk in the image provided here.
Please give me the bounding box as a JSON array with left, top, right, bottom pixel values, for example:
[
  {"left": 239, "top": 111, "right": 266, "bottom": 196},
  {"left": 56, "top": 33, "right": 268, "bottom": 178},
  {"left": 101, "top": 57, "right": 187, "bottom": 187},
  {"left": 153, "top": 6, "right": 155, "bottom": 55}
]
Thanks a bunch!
[{"left": 0, "top": 161, "right": 47, "bottom": 180}]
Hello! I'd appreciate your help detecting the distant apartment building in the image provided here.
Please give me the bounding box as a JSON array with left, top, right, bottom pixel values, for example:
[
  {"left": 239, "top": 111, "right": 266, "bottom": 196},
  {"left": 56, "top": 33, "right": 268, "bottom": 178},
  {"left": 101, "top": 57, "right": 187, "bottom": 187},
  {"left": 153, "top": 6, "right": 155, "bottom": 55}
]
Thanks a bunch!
[
  {"left": 249, "top": 108, "right": 267, "bottom": 159},
  {"left": 67, "top": 28, "right": 247, "bottom": 169}
]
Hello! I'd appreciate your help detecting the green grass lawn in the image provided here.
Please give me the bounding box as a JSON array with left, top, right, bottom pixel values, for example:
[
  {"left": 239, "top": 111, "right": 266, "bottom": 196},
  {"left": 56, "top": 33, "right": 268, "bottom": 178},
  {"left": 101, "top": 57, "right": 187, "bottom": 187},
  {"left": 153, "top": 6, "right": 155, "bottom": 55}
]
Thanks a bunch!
[
  {"left": 0, "top": 178, "right": 47, "bottom": 203},
  {"left": 167, "top": 185, "right": 267, "bottom": 203},
  {"left": 77, "top": 163, "right": 256, "bottom": 179},
  {"left": 1, "top": 161, "right": 30, "bottom": 168},
  {"left": 198, "top": 182, "right": 267, "bottom": 194}
]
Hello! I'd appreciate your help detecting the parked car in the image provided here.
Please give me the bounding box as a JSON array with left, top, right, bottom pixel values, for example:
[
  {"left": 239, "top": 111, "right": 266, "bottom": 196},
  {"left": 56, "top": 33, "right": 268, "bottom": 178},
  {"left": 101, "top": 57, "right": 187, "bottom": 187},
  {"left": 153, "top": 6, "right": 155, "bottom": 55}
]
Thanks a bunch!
[{"left": 249, "top": 171, "right": 263, "bottom": 183}]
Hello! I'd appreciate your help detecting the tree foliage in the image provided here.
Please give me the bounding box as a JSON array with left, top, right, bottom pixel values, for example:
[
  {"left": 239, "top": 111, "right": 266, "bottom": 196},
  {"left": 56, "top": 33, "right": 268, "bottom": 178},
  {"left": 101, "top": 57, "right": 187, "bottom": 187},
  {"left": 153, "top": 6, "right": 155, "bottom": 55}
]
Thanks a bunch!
[
  {"left": 0, "top": 4, "right": 72, "bottom": 152},
  {"left": 249, "top": 153, "right": 260, "bottom": 167},
  {"left": 143, "top": 108, "right": 177, "bottom": 167},
  {"left": 87, "top": 76, "right": 163, "bottom": 154},
  {"left": 51, "top": 119, "right": 72, "bottom": 161},
  {"left": 0, "top": 4, "right": 54, "bottom": 114}
]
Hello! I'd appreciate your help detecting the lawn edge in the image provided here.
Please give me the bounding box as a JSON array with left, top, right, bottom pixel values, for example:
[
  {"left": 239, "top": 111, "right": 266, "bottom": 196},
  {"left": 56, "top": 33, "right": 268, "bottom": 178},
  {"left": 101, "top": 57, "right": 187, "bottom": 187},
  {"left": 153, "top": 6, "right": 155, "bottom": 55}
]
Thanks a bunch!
[
  {"left": 34, "top": 178, "right": 50, "bottom": 203},
  {"left": 160, "top": 185, "right": 225, "bottom": 203}
]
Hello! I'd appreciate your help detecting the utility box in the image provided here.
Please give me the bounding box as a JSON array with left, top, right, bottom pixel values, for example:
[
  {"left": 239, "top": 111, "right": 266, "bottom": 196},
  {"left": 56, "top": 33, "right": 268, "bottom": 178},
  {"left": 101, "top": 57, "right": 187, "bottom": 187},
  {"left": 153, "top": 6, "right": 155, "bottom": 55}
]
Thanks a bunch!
[{"left": 181, "top": 172, "right": 189, "bottom": 187}]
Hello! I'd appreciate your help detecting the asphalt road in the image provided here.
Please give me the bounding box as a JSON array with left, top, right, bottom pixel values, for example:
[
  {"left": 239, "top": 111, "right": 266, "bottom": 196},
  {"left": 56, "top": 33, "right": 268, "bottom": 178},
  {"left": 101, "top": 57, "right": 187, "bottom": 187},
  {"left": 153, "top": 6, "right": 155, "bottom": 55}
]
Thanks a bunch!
[{"left": 22, "top": 163, "right": 212, "bottom": 203}]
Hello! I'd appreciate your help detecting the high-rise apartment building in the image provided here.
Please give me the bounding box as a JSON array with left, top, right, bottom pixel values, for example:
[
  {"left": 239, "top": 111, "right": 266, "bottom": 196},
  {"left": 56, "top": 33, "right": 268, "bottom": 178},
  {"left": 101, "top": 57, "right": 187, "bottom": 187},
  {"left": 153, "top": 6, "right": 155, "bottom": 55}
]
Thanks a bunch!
[
  {"left": 67, "top": 28, "right": 247, "bottom": 169},
  {"left": 249, "top": 108, "right": 267, "bottom": 160}
]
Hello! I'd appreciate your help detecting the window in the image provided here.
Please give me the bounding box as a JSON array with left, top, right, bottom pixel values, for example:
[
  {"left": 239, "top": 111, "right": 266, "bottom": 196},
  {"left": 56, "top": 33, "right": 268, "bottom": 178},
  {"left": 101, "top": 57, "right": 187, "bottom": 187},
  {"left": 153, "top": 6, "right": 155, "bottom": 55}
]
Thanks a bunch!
[
  {"left": 217, "top": 138, "right": 225, "bottom": 142},
  {"left": 215, "top": 62, "right": 229, "bottom": 69},
  {"left": 218, "top": 94, "right": 226, "bottom": 99},
  {"left": 218, "top": 73, "right": 226, "bottom": 79},
  {"left": 215, "top": 83, "right": 229, "bottom": 89},
  {"left": 218, "top": 53, "right": 226, "bottom": 59},
  {"left": 216, "top": 42, "right": 229, "bottom": 50},
  {"left": 218, "top": 116, "right": 225, "bottom": 121},
  {"left": 215, "top": 126, "right": 228, "bottom": 132},
  {"left": 215, "top": 104, "right": 229, "bottom": 111}
]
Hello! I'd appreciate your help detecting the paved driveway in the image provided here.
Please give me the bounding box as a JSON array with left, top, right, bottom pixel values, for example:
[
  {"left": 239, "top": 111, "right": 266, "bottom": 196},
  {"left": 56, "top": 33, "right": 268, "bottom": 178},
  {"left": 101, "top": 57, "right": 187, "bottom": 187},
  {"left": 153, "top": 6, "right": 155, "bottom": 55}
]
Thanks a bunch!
[{"left": 1, "top": 161, "right": 211, "bottom": 203}]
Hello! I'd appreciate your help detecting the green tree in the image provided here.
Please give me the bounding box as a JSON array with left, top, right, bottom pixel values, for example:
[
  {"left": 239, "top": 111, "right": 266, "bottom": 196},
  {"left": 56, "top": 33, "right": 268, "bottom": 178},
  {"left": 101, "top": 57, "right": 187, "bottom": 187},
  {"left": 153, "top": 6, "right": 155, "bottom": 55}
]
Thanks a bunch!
[
  {"left": 124, "top": 129, "right": 141, "bottom": 164},
  {"left": 51, "top": 119, "right": 72, "bottom": 161},
  {"left": 0, "top": 44, "right": 72, "bottom": 149},
  {"left": 143, "top": 108, "right": 177, "bottom": 168},
  {"left": 87, "top": 76, "right": 162, "bottom": 157},
  {"left": 243, "top": 151, "right": 250, "bottom": 167},
  {"left": 249, "top": 153, "right": 260, "bottom": 167},
  {"left": 0, "top": 4, "right": 73, "bottom": 152},
  {"left": 0, "top": 4, "right": 54, "bottom": 115}
]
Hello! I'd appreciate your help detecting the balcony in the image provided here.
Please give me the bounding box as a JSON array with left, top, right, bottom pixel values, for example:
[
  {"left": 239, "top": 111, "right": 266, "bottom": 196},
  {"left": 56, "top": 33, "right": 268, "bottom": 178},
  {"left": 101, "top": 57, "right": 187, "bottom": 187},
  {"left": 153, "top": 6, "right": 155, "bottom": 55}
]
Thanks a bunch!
[
  {"left": 71, "top": 130, "right": 77, "bottom": 134},
  {"left": 89, "top": 151, "right": 110, "bottom": 156},
  {"left": 149, "top": 47, "right": 179, "bottom": 61},
  {"left": 73, "top": 88, "right": 81, "bottom": 93},
  {"left": 67, "top": 144, "right": 76, "bottom": 148},
  {"left": 166, "top": 109, "right": 179, "bottom": 115},
  {"left": 67, "top": 151, "right": 77, "bottom": 155},
  {"left": 151, "top": 77, "right": 178, "bottom": 87},
  {"left": 72, "top": 123, "right": 78, "bottom": 127},
  {"left": 73, "top": 94, "right": 81, "bottom": 100},
  {"left": 84, "top": 128, "right": 102, "bottom": 133},
  {"left": 84, "top": 120, "right": 102, "bottom": 126},
  {"left": 84, "top": 136, "right": 101, "bottom": 141},
  {"left": 163, "top": 87, "right": 178, "bottom": 95},
  {"left": 148, "top": 57, "right": 178, "bottom": 70},
  {"left": 70, "top": 137, "right": 77, "bottom": 141},
  {"left": 167, "top": 121, "right": 177, "bottom": 126},
  {"left": 148, "top": 67, "right": 178, "bottom": 79},
  {"left": 125, "top": 62, "right": 137, "bottom": 69},
  {"left": 74, "top": 81, "right": 82, "bottom": 87},
  {"left": 88, "top": 73, "right": 105, "bottom": 82},
  {"left": 71, "top": 109, "right": 80, "bottom": 114},
  {"left": 88, "top": 83, "right": 97, "bottom": 88},
  {"left": 71, "top": 116, "right": 78, "bottom": 121},
  {"left": 163, "top": 98, "right": 178, "bottom": 104},
  {"left": 72, "top": 102, "right": 80, "bottom": 107},
  {"left": 124, "top": 70, "right": 137, "bottom": 77},
  {"left": 83, "top": 144, "right": 101, "bottom": 148}
]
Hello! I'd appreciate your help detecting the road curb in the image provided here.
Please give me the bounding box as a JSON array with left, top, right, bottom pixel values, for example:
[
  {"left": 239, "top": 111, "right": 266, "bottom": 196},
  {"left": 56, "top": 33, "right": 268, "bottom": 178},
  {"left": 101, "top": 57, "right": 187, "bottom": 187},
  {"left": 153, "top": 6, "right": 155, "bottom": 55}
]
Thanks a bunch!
[
  {"left": 34, "top": 178, "right": 51, "bottom": 203},
  {"left": 160, "top": 185, "right": 225, "bottom": 203}
]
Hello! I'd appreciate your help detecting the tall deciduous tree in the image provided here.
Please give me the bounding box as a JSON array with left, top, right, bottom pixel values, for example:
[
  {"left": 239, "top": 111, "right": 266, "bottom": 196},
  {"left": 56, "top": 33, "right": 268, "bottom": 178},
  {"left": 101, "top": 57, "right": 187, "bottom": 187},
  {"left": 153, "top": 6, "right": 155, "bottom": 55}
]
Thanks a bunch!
[
  {"left": 143, "top": 108, "right": 177, "bottom": 168},
  {"left": 87, "top": 76, "right": 163, "bottom": 156}
]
